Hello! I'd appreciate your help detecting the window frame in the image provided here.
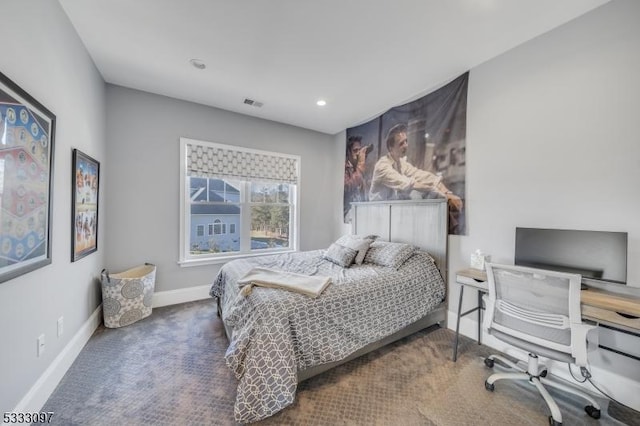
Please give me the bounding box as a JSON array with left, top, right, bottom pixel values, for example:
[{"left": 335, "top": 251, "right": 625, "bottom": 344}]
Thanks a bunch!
[
  {"left": 179, "top": 138, "right": 300, "bottom": 266},
  {"left": 213, "top": 219, "right": 222, "bottom": 235}
]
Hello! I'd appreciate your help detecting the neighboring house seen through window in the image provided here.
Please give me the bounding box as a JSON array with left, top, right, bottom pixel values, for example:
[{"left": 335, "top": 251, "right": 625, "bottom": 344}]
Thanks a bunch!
[{"left": 180, "top": 138, "right": 299, "bottom": 264}]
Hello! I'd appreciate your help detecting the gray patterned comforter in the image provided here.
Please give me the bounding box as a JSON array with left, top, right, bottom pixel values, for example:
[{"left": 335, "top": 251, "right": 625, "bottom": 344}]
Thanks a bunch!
[{"left": 210, "top": 249, "right": 445, "bottom": 423}]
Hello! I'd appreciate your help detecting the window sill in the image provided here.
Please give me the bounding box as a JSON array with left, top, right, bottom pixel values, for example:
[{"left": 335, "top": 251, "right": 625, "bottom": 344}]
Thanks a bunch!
[{"left": 178, "top": 249, "right": 297, "bottom": 267}]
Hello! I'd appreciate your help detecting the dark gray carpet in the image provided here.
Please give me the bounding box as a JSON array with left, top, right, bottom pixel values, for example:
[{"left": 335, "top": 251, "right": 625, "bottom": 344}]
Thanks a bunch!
[{"left": 42, "top": 299, "right": 633, "bottom": 425}]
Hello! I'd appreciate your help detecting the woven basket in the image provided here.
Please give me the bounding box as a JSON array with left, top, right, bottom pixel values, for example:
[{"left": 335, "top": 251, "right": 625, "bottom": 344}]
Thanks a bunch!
[{"left": 100, "top": 263, "right": 156, "bottom": 328}]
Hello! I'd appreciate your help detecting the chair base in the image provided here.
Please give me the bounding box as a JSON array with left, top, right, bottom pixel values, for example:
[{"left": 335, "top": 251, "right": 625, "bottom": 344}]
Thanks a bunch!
[{"left": 484, "top": 353, "right": 601, "bottom": 425}]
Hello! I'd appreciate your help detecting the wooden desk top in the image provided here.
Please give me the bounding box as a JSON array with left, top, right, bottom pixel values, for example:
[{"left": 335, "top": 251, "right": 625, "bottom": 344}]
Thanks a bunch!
[
  {"left": 581, "top": 288, "right": 640, "bottom": 317},
  {"left": 456, "top": 268, "right": 640, "bottom": 332},
  {"left": 456, "top": 268, "right": 487, "bottom": 282}
]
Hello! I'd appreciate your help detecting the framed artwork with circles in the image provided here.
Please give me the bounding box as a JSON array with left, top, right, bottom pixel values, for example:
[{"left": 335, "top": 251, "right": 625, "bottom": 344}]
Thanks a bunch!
[{"left": 0, "top": 71, "right": 56, "bottom": 283}]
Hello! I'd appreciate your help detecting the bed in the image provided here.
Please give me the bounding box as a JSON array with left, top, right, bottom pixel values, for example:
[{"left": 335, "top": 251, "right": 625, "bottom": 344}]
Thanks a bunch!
[{"left": 211, "top": 199, "right": 449, "bottom": 423}]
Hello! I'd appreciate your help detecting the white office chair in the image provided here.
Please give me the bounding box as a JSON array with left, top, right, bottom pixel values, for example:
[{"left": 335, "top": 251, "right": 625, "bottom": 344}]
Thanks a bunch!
[{"left": 482, "top": 263, "right": 601, "bottom": 426}]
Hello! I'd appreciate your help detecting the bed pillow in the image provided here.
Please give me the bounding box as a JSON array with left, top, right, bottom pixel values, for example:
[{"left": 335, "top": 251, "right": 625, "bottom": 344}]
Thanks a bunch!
[
  {"left": 323, "top": 243, "right": 358, "bottom": 268},
  {"left": 334, "top": 234, "right": 375, "bottom": 265},
  {"left": 363, "top": 241, "right": 416, "bottom": 269}
]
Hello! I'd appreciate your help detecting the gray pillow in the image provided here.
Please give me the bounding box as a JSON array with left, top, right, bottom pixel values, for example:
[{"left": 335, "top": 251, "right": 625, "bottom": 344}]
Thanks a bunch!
[
  {"left": 335, "top": 234, "right": 374, "bottom": 265},
  {"left": 363, "top": 241, "right": 416, "bottom": 269},
  {"left": 323, "top": 243, "right": 358, "bottom": 267}
]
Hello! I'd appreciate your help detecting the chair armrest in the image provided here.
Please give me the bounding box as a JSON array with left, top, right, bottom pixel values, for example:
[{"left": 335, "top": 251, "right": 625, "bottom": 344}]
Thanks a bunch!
[{"left": 571, "top": 323, "right": 598, "bottom": 367}]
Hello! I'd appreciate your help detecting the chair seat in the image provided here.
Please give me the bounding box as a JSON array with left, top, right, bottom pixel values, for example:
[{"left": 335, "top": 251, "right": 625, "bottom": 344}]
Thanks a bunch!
[{"left": 490, "top": 325, "right": 574, "bottom": 364}]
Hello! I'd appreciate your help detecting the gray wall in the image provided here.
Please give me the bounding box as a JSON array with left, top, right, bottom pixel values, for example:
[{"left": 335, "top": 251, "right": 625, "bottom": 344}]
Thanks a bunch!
[
  {"left": 457, "top": 0, "right": 640, "bottom": 406},
  {"left": 333, "top": 0, "right": 640, "bottom": 408},
  {"left": 337, "top": 0, "right": 640, "bottom": 407},
  {"left": 457, "top": 0, "right": 640, "bottom": 289},
  {"left": 0, "top": 1, "right": 106, "bottom": 412},
  {"left": 336, "top": 0, "right": 640, "bottom": 296},
  {"left": 105, "top": 86, "right": 338, "bottom": 292},
  {"left": 335, "top": 0, "right": 640, "bottom": 291}
]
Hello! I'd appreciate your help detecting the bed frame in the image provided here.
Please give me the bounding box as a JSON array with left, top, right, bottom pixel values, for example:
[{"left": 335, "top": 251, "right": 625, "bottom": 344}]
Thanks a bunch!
[
  {"left": 218, "top": 199, "right": 449, "bottom": 383},
  {"left": 298, "top": 199, "right": 449, "bottom": 381},
  {"left": 350, "top": 199, "right": 448, "bottom": 279}
]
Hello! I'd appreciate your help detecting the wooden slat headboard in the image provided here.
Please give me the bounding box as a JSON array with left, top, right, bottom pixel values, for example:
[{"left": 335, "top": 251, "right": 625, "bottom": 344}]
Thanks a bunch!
[{"left": 350, "top": 199, "right": 448, "bottom": 280}]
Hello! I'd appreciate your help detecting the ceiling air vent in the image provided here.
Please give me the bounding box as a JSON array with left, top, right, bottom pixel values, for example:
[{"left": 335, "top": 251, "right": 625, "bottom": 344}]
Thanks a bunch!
[{"left": 243, "top": 98, "right": 264, "bottom": 108}]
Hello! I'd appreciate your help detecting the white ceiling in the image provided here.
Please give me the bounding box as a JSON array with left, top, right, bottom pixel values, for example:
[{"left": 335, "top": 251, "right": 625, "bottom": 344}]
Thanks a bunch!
[{"left": 59, "top": 0, "right": 609, "bottom": 135}]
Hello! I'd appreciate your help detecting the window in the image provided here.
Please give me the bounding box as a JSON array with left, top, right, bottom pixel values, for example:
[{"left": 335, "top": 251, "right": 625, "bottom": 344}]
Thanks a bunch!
[
  {"left": 179, "top": 138, "right": 299, "bottom": 265},
  {"left": 250, "top": 182, "right": 291, "bottom": 250},
  {"left": 213, "top": 219, "right": 223, "bottom": 235}
]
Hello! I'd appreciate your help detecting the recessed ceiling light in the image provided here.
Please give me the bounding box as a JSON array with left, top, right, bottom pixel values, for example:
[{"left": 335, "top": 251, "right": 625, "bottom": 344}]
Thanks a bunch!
[
  {"left": 189, "top": 59, "right": 206, "bottom": 70},
  {"left": 316, "top": 99, "right": 327, "bottom": 106}
]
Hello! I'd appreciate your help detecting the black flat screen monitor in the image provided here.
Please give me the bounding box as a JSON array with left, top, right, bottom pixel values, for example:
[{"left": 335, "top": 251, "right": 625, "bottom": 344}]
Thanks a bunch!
[{"left": 515, "top": 227, "right": 627, "bottom": 285}]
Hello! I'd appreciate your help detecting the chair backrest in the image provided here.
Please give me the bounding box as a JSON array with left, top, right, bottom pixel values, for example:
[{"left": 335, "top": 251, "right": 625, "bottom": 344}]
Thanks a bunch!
[{"left": 483, "top": 263, "right": 584, "bottom": 361}]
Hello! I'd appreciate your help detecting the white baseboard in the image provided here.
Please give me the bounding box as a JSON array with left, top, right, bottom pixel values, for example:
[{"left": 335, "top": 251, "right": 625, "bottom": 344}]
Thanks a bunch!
[
  {"left": 13, "top": 305, "right": 103, "bottom": 413},
  {"left": 11, "top": 285, "right": 213, "bottom": 414},
  {"left": 152, "top": 285, "right": 212, "bottom": 308},
  {"left": 447, "top": 311, "right": 640, "bottom": 411}
]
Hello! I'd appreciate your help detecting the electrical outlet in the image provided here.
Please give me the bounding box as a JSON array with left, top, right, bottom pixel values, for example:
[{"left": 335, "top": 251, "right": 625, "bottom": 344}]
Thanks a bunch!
[
  {"left": 57, "top": 317, "right": 64, "bottom": 337},
  {"left": 37, "top": 334, "right": 45, "bottom": 357}
]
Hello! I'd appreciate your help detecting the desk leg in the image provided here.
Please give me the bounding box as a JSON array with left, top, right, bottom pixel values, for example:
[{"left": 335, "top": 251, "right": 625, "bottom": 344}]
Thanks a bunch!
[
  {"left": 478, "top": 291, "right": 482, "bottom": 345},
  {"left": 453, "top": 285, "right": 465, "bottom": 362}
]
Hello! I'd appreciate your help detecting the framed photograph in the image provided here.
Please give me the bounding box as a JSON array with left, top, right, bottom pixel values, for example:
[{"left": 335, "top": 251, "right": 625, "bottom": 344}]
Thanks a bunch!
[
  {"left": 0, "top": 72, "right": 56, "bottom": 284},
  {"left": 71, "top": 149, "right": 99, "bottom": 261}
]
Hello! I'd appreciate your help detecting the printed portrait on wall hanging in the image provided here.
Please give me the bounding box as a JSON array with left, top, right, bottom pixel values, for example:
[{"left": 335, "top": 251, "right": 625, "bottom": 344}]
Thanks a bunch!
[{"left": 343, "top": 72, "right": 468, "bottom": 235}]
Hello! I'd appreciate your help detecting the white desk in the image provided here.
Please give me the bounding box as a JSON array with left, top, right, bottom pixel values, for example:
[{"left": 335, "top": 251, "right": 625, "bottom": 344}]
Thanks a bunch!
[{"left": 453, "top": 268, "right": 640, "bottom": 361}]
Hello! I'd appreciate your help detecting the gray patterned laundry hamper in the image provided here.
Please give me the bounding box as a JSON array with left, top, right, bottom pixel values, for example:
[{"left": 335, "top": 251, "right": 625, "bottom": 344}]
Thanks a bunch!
[{"left": 100, "top": 263, "right": 156, "bottom": 328}]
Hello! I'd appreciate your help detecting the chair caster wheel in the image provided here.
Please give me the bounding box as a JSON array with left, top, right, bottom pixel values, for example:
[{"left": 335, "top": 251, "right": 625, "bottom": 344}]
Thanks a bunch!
[
  {"left": 484, "top": 380, "right": 494, "bottom": 392},
  {"left": 548, "top": 416, "right": 562, "bottom": 426},
  {"left": 585, "top": 405, "right": 601, "bottom": 419},
  {"left": 484, "top": 358, "right": 494, "bottom": 368},
  {"left": 540, "top": 369, "right": 548, "bottom": 378}
]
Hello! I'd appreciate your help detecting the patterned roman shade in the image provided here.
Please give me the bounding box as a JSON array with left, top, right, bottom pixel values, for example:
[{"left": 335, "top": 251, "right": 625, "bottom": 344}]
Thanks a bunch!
[{"left": 187, "top": 141, "right": 299, "bottom": 184}]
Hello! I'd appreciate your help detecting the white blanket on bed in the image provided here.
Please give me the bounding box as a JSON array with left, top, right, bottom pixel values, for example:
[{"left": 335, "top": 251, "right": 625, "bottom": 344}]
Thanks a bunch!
[{"left": 237, "top": 267, "right": 331, "bottom": 297}]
